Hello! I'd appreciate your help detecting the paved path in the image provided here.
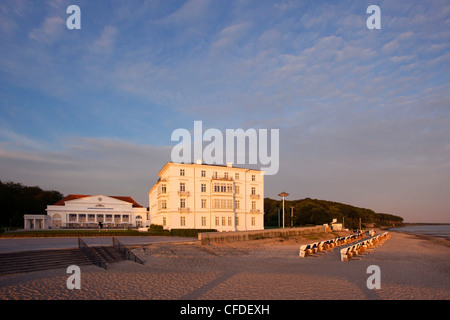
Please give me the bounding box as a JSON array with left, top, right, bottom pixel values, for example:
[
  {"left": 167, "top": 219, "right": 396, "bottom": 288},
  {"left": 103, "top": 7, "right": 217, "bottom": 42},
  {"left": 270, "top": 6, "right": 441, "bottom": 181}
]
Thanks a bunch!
[{"left": 0, "top": 236, "right": 196, "bottom": 253}]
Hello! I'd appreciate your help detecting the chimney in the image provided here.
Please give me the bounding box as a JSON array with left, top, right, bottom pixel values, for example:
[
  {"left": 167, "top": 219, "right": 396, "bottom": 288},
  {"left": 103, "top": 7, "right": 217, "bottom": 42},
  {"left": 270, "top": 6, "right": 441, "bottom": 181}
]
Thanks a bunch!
[{"left": 226, "top": 162, "right": 232, "bottom": 168}]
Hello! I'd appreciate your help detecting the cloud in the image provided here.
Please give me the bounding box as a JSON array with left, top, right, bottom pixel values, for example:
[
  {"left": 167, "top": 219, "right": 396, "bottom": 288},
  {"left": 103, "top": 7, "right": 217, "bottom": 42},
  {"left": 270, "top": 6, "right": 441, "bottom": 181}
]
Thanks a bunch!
[
  {"left": 90, "top": 25, "right": 118, "bottom": 54},
  {"left": 28, "top": 15, "right": 65, "bottom": 44},
  {"left": 0, "top": 137, "right": 172, "bottom": 206},
  {"left": 1, "top": 0, "right": 449, "bottom": 223},
  {"left": 210, "top": 21, "right": 253, "bottom": 52}
]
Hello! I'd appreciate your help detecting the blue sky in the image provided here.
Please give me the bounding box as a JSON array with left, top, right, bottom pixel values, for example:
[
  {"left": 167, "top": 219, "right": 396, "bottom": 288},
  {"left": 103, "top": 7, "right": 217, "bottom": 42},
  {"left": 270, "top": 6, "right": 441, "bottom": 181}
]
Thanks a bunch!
[{"left": 1, "top": 0, "right": 449, "bottom": 222}]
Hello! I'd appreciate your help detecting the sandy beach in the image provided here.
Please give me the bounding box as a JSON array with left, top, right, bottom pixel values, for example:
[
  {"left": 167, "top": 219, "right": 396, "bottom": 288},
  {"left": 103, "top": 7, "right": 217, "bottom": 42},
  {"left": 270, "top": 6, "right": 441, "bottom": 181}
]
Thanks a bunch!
[{"left": 0, "top": 230, "right": 449, "bottom": 301}]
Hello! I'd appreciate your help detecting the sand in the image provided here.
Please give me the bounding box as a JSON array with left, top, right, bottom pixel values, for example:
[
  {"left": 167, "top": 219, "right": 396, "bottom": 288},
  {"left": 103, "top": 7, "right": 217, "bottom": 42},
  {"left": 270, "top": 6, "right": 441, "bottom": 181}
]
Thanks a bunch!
[{"left": 0, "top": 230, "right": 449, "bottom": 300}]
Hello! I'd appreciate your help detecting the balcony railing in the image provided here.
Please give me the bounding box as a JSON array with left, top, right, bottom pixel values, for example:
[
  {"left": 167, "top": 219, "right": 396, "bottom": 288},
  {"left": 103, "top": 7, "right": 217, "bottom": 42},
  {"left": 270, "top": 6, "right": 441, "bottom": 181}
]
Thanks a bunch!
[
  {"left": 250, "top": 209, "right": 261, "bottom": 214},
  {"left": 178, "top": 191, "right": 190, "bottom": 196},
  {"left": 250, "top": 194, "right": 260, "bottom": 200},
  {"left": 212, "top": 175, "right": 234, "bottom": 181},
  {"left": 178, "top": 207, "right": 190, "bottom": 213}
]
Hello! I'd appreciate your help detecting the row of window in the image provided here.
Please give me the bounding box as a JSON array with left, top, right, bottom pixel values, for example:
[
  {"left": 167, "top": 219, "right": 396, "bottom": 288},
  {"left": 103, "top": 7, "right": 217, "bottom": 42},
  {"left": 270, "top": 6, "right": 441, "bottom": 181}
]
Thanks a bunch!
[
  {"left": 65, "top": 214, "right": 145, "bottom": 222},
  {"left": 179, "top": 169, "right": 256, "bottom": 181},
  {"left": 160, "top": 183, "right": 258, "bottom": 195},
  {"left": 162, "top": 216, "right": 257, "bottom": 227},
  {"left": 158, "top": 199, "right": 259, "bottom": 210}
]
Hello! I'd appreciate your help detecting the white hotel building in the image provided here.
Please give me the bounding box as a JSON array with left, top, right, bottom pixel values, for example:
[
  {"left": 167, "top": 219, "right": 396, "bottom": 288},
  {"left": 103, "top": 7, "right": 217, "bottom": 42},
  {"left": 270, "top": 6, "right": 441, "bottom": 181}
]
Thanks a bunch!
[
  {"left": 148, "top": 162, "right": 264, "bottom": 231},
  {"left": 38, "top": 194, "right": 148, "bottom": 229}
]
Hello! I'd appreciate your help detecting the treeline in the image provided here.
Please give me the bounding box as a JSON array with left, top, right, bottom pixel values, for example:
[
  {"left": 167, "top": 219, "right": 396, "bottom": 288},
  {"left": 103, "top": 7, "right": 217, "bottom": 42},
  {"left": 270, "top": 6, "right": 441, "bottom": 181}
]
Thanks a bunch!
[
  {"left": 264, "top": 197, "right": 404, "bottom": 229},
  {"left": 0, "top": 180, "right": 64, "bottom": 228}
]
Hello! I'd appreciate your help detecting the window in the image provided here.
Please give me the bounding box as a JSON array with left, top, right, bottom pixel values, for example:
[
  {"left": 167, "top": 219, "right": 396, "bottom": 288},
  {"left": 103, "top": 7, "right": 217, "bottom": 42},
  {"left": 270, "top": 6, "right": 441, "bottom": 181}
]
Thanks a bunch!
[
  {"left": 180, "top": 182, "right": 185, "bottom": 191},
  {"left": 235, "top": 200, "right": 240, "bottom": 209},
  {"left": 252, "top": 174, "right": 255, "bottom": 181},
  {"left": 236, "top": 216, "right": 240, "bottom": 226},
  {"left": 224, "top": 172, "right": 228, "bottom": 179},
  {"left": 161, "top": 200, "right": 167, "bottom": 209},
  {"left": 180, "top": 198, "right": 186, "bottom": 208},
  {"left": 201, "top": 217, "right": 206, "bottom": 226},
  {"left": 163, "top": 217, "right": 166, "bottom": 226},
  {"left": 215, "top": 216, "right": 220, "bottom": 226},
  {"left": 213, "top": 199, "right": 233, "bottom": 209},
  {"left": 251, "top": 187, "right": 256, "bottom": 195},
  {"left": 235, "top": 173, "right": 239, "bottom": 180},
  {"left": 201, "top": 170, "right": 206, "bottom": 177},
  {"left": 201, "top": 183, "right": 206, "bottom": 192},
  {"left": 180, "top": 169, "right": 185, "bottom": 176},
  {"left": 252, "top": 201, "right": 256, "bottom": 210},
  {"left": 201, "top": 199, "right": 207, "bottom": 209},
  {"left": 161, "top": 184, "right": 167, "bottom": 193},
  {"left": 228, "top": 217, "right": 232, "bottom": 226},
  {"left": 213, "top": 182, "right": 233, "bottom": 193},
  {"left": 235, "top": 185, "right": 240, "bottom": 194},
  {"left": 251, "top": 217, "right": 256, "bottom": 226},
  {"left": 222, "top": 217, "right": 226, "bottom": 226},
  {"left": 213, "top": 171, "right": 218, "bottom": 179},
  {"left": 180, "top": 216, "right": 186, "bottom": 226}
]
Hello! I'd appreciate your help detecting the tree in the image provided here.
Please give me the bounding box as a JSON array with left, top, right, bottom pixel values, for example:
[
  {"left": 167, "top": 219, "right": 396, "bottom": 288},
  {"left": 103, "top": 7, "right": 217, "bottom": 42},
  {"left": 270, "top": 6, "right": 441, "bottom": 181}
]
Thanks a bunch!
[
  {"left": 0, "top": 180, "right": 64, "bottom": 227},
  {"left": 264, "top": 196, "right": 403, "bottom": 228}
]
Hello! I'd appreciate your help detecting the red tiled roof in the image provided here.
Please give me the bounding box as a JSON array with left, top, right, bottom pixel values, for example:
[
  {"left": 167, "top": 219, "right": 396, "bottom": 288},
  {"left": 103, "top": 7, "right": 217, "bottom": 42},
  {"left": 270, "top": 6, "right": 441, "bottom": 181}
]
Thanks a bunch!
[{"left": 53, "top": 194, "right": 143, "bottom": 208}]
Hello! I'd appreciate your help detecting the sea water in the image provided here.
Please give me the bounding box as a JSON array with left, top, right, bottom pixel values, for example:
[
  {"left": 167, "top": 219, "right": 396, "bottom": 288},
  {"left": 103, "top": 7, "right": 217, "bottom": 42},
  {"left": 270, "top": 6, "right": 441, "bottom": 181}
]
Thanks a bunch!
[{"left": 391, "top": 224, "right": 450, "bottom": 239}]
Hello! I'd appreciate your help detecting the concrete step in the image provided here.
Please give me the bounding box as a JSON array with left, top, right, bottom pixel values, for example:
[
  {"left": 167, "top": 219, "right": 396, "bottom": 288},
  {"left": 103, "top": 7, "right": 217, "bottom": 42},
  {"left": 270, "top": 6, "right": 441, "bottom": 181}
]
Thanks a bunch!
[{"left": 0, "top": 248, "right": 93, "bottom": 275}]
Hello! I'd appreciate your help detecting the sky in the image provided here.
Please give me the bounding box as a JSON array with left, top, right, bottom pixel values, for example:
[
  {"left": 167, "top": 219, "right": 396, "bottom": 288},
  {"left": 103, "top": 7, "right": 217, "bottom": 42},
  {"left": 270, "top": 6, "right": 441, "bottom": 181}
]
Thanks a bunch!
[{"left": 0, "top": 0, "right": 449, "bottom": 223}]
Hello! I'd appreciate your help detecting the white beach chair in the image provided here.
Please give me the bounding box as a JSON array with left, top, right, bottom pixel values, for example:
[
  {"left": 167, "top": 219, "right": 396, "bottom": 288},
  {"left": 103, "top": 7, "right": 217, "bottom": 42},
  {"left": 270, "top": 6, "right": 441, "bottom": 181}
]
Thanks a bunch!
[
  {"left": 340, "top": 247, "right": 351, "bottom": 261},
  {"left": 299, "top": 245, "right": 308, "bottom": 257},
  {"left": 299, "top": 244, "right": 314, "bottom": 257}
]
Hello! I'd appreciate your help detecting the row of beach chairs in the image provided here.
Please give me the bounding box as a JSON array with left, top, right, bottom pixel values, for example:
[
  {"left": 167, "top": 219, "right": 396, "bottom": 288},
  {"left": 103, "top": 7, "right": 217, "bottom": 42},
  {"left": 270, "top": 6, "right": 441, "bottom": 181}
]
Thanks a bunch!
[
  {"left": 299, "top": 231, "right": 364, "bottom": 257},
  {"left": 340, "top": 232, "right": 390, "bottom": 261}
]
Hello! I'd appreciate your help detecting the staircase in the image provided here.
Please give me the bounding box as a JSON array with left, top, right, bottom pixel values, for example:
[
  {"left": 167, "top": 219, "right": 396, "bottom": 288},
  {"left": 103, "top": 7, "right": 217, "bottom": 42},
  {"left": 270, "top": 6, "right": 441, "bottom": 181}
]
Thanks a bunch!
[
  {"left": 90, "top": 246, "right": 126, "bottom": 265},
  {"left": 0, "top": 248, "right": 93, "bottom": 275},
  {"left": 0, "top": 238, "right": 142, "bottom": 275}
]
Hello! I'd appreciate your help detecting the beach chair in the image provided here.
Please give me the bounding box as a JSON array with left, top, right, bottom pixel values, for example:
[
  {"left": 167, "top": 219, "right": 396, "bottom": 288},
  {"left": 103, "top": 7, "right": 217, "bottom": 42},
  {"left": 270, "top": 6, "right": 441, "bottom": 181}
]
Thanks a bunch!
[
  {"left": 340, "top": 247, "right": 351, "bottom": 261},
  {"left": 299, "top": 244, "right": 315, "bottom": 257},
  {"left": 317, "top": 241, "right": 326, "bottom": 252},
  {"left": 299, "top": 245, "right": 308, "bottom": 257},
  {"left": 349, "top": 244, "right": 358, "bottom": 257},
  {"left": 327, "top": 239, "right": 334, "bottom": 249},
  {"left": 356, "top": 242, "right": 365, "bottom": 255},
  {"left": 329, "top": 239, "right": 336, "bottom": 248}
]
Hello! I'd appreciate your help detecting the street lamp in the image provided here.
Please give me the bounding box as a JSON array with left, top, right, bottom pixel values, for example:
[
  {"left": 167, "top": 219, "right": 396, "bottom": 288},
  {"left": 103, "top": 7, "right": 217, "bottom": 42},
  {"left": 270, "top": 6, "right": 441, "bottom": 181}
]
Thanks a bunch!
[
  {"left": 278, "top": 192, "right": 289, "bottom": 228},
  {"left": 290, "top": 206, "right": 294, "bottom": 227}
]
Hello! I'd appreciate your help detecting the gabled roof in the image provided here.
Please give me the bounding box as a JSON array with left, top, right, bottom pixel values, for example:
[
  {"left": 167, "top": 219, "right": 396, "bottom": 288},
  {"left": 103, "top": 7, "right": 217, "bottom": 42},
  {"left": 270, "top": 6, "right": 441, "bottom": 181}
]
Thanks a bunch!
[{"left": 53, "top": 194, "right": 143, "bottom": 208}]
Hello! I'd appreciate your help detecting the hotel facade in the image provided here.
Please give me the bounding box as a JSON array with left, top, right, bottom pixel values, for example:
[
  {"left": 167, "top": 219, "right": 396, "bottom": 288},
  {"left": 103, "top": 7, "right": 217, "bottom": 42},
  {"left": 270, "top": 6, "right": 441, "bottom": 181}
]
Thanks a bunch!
[
  {"left": 26, "top": 194, "right": 149, "bottom": 229},
  {"left": 148, "top": 162, "right": 264, "bottom": 231}
]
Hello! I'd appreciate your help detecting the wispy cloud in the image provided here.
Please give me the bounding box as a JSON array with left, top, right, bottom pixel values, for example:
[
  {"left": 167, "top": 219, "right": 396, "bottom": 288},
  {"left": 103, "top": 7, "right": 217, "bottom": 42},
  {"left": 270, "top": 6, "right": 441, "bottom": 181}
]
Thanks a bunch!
[
  {"left": 0, "top": 0, "right": 449, "bottom": 222},
  {"left": 0, "top": 137, "right": 172, "bottom": 206}
]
